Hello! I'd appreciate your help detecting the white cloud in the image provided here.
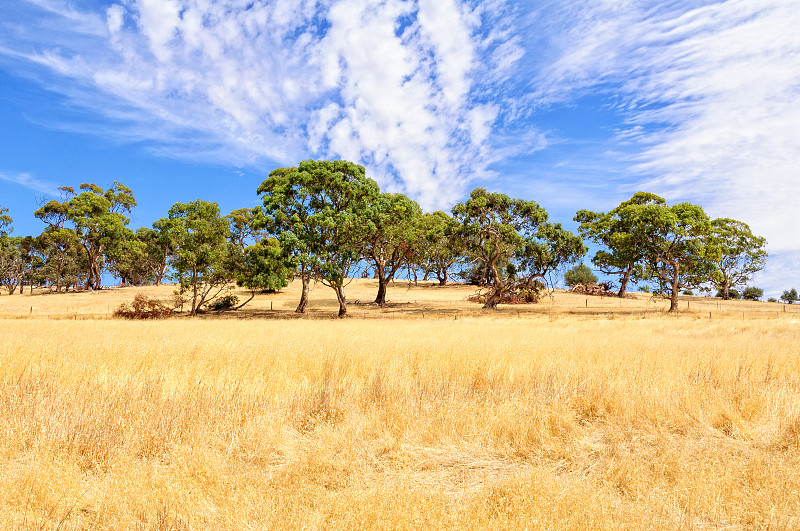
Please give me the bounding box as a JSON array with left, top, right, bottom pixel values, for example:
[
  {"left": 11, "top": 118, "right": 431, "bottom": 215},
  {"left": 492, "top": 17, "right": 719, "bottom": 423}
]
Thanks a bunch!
[
  {"left": 0, "top": 171, "right": 59, "bottom": 197},
  {"left": 520, "top": 0, "right": 800, "bottom": 293},
  {"left": 0, "top": 0, "right": 525, "bottom": 211}
]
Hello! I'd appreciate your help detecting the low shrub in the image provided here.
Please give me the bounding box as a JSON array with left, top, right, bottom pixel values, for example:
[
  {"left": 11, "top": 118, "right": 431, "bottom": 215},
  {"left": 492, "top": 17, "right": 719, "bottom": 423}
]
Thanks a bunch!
[
  {"left": 208, "top": 294, "right": 239, "bottom": 311},
  {"left": 114, "top": 294, "right": 173, "bottom": 319}
]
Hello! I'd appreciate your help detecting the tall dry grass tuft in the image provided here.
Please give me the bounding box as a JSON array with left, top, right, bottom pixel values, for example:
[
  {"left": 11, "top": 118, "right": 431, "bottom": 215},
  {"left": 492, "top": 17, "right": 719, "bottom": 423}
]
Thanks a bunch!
[{"left": 1, "top": 282, "right": 800, "bottom": 528}]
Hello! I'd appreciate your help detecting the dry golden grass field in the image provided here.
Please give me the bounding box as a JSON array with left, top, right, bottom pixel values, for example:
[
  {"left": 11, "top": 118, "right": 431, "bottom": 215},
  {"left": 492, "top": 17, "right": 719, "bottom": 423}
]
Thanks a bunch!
[{"left": 1, "top": 279, "right": 800, "bottom": 529}]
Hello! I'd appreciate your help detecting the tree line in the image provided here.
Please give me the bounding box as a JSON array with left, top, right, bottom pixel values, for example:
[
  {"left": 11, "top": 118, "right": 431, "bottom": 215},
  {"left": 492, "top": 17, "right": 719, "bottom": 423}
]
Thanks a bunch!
[{"left": 0, "top": 160, "right": 771, "bottom": 315}]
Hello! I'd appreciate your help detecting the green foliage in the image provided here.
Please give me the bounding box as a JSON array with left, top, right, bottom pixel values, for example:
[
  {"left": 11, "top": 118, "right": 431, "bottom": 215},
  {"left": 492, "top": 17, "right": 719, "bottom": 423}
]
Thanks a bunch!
[
  {"left": 780, "top": 288, "right": 798, "bottom": 304},
  {"left": 416, "top": 211, "right": 462, "bottom": 285},
  {"left": 575, "top": 193, "right": 664, "bottom": 296},
  {"left": 564, "top": 264, "right": 598, "bottom": 287},
  {"left": 227, "top": 207, "right": 265, "bottom": 249},
  {"left": 165, "top": 200, "right": 240, "bottom": 315},
  {"left": 768, "top": 297, "right": 777, "bottom": 303},
  {"left": 452, "top": 188, "right": 584, "bottom": 309},
  {"left": 0, "top": 206, "right": 12, "bottom": 237},
  {"left": 716, "top": 288, "right": 741, "bottom": 299},
  {"left": 34, "top": 182, "right": 136, "bottom": 290},
  {"left": 32, "top": 228, "right": 86, "bottom": 292},
  {"left": 682, "top": 289, "right": 694, "bottom": 295},
  {"left": 362, "top": 192, "right": 422, "bottom": 305},
  {"left": 710, "top": 218, "right": 767, "bottom": 300},
  {"left": 0, "top": 236, "right": 22, "bottom": 294},
  {"left": 742, "top": 287, "right": 764, "bottom": 301},
  {"left": 612, "top": 193, "right": 718, "bottom": 312},
  {"left": 236, "top": 237, "right": 295, "bottom": 293},
  {"left": 258, "top": 159, "right": 380, "bottom": 317}
]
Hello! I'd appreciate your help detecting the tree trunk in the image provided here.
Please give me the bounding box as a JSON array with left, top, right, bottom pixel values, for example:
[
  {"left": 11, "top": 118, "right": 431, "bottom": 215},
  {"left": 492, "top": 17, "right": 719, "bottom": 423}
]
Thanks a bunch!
[
  {"left": 722, "top": 283, "right": 730, "bottom": 300},
  {"left": 618, "top": 266, "right": 631, "bottom": 298},
  {"left": 375, "top": 277, "right": 388, "bottom": 307},
  {"left": 296, "top": 274, "right": 310, "bottom": 313},
  {"left": 437, "top": 269, "right": 447, "bottom": 286},
  {"left": 668, "top": 263, "right": 680, "bottom": 313},
  {"left": 483, "top": 258, "right": 502, "bottom": 310},
  {"left": 93, "top": 259, "right": 102, "bottom": 290},
  {"left": 156, "top": 262, "right": 167, "bottom": 286},
  {"left": 374, "top": 263, "right": 387, "bottom": 307},
  {"left": 483, "top": 283, "right": 502, "bottom": 309},
  {"left": 334, "top": 284, "right": 348, "bottom": 318},
  {"left": 191, "top": 269, "right": 198, "bottom": 316}
]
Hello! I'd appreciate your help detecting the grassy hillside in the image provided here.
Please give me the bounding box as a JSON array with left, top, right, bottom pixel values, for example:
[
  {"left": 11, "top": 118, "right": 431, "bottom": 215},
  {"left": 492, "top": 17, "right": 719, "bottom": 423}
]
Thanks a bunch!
[
  {"left": 0, "top": 278, "right": 794, "bottom": 320},
  {"left": 1, "top": 281, "right": 799, "bottom": 529}
]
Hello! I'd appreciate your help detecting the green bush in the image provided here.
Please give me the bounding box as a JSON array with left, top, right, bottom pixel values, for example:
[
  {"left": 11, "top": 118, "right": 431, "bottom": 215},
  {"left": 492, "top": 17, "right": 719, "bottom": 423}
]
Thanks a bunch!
[
  {"left": 742, "top": 287, "right": 763, "bottom": 301},
  {"left": 564, "top": 264, "right": 598, "bottom": 287},
  {"left": 716, "top": 288, "right": 741, "bottom": 299},
  {"left": 780, "top": 288, "right": 798, "bottom": 304}
]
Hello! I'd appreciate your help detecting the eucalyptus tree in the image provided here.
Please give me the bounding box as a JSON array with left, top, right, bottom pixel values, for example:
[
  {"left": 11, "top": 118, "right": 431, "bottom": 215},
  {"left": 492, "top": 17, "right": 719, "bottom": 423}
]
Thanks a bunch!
[
  {"left": 105, "top": 228, "right": 161, "bottom": 286},
  {"left": 709, "top": 218, "right": 767, "bottom": 300},
  {"left": 34, "top": 182, "right": 136, "bottom": 290},
  {"left": 517, "top": 221, "right": 586, "bottom": 290},
  {"left": 227, "top": 207, "right": 265, "bottom": 249},
  {"left": 0, "top": 213, "right": 38, "bottom": 295},
  {"left": 616, "top": 194, "right": 719, "bottom": 312},
  {"left": 258, "top": 159, "right": 380, "bottom": 317},
  {"left": 741, "top": 287, "right": 763, "bottom": 301},
  {"left": 363, "top": 192, "right": 422, "bottom": 306},
  {"left": 574, "top": 192, "right": 666, "bottom": 297},
  {"left": 0, "top": 207, "right": 17, "bottom": 293},
  {"left": 416, "top": 211, "right": 462, "bottom": 285},
  {"left": 235, "top": 237, "right": 296, "bottom": 306},
  {"left": 0, "top": 236, "right": 23, "bottom": 294},
  {"left": 33, "top": 228, "right": 85, "bottom": 292},
  {"left": 18, "top": 237, "right": 43, "bottom": 293},
  {"left": 165, "top": 200, "right": 240, "bottom": 315},
  {"left": 0, "top": 206, "right": 11, "bottom": 237},
  {"left": 257, "top": 166, "right": 314, "bottom": 313},
  {"left": 452, "top": 188, "right": 585, "bottom": 309},
  {"left": 144, "top": 219, "right": 177, "bottom": 285},
  {"left": 564, "top": 264, "right": 597, "bottom": 287},
  {"left": 781, "top": 288, "right": 798, "bottom": 304}
]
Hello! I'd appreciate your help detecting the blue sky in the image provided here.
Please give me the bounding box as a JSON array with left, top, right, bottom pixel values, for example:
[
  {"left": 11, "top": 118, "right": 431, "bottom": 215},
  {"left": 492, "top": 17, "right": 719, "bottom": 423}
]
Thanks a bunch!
[{"left": 1, "top": 0, "right": 799, "bottom": 295}]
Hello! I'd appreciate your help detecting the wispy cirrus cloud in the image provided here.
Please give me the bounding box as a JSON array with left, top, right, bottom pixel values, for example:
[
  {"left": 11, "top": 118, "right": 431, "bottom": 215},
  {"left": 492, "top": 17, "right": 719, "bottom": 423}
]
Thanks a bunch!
[
  {"left": 0, "top": 171, "right": 59, "bottom": 197},
  {"left": 513, "top": 0, "right": 800, "bottom": 293},
  {"left": 0, "top": 0, "right": 527, "bottom": 210},
  {"left": 526, "top": 0, "right": 800, "bottom": 249}
]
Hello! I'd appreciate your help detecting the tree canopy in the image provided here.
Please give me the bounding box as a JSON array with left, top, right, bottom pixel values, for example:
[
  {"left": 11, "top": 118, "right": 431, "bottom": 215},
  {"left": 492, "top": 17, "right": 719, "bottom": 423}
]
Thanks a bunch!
[
  {"left": 257, "top": 159, "right": 380, "bottom": 317},
  {"left": 709, "top": 218, "right": 767, "bottom": 300},
  {"left": 452, "top": 188, "right": 584, "bottom": 309},
  {"left": 575, "top": 192, "right": 664, "bottom": 297},
  {"left": 34, "top": 182, "right": 136, "bottom": 290},
  {"left": 362, "top": 192, "right": 422, "bottom": 306},
  {"left": 564, "top": 264, "right": 598, "bottom": 287},
  {"left": 164, "top": 200, "right": 238, "bottom": 315}
]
